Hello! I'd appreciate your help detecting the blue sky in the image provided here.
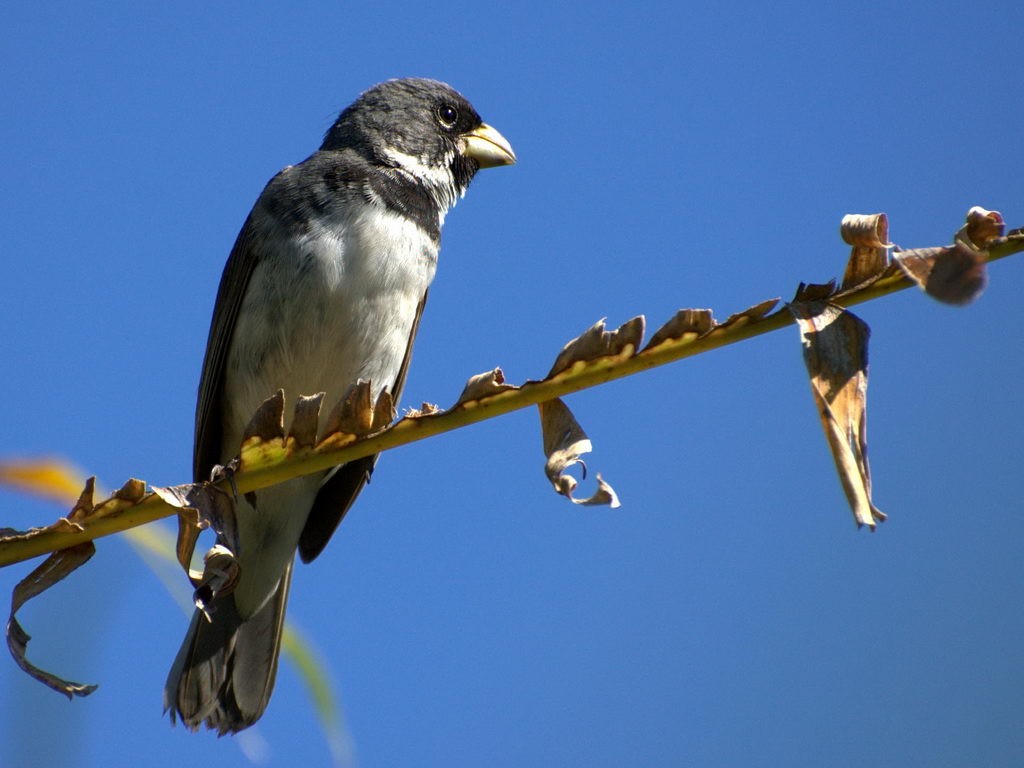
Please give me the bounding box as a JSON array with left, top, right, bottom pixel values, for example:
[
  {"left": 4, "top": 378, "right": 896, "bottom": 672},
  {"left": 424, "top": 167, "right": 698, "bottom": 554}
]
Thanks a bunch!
[{"left": 2, "top": 2, "right": 1023, "bottom": 766}]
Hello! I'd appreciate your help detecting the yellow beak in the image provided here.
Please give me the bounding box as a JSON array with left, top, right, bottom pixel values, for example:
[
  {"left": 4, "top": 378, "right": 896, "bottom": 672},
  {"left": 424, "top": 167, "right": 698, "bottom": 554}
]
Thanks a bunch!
[{"left": 458, "top": 123, "right": 516, "bottom": 168}]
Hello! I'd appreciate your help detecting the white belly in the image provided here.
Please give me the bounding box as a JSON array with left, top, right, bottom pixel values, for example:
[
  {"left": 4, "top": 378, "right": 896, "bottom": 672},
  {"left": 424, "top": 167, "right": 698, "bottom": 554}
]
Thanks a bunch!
[{"left": 222, "top": 204, "right": 437, "bottom": 614}]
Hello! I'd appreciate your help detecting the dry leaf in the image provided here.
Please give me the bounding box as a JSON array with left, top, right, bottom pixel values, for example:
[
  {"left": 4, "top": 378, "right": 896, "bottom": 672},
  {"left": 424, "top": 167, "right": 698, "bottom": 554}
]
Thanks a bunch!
[
  {"left": 548, "top": 317, "right": 645, "bottom": 378},
  {"left": 152, "top": 482, "right": 237, "bottom": 585},
  {"left": 789, "top": 301, "right": 885, "bottom": 528},
  {"left": 239, "top": 389, "right": 288, "bottom": 471},
  {"left": 643, "top": 308, "right": 715, "bottom": 351},
  {"left": 5, "top": 478, "right": 101, "bottom": 697},
  {"left": 894, "top": 244, "right": 987, "bottom": 306},
  {"left": 454, "top": 368, "right": 518, "bottom": 407},
  {"left": 7, "top": 542, "right": 99, "bottom": 698},
  {"left": 321, "top": 381, "right": 393, "bottom": 441},
  {"left": 0, "top": 476, "right": 161, "bottom": 565},
  {"left": 288, "top": 393, "right": 326, "bottom": 450},
  {"left": 958, "top": 206, "right": 1004, "bottom": 249},
  {"left": 405, "top": 402, "right": 442, "bottom": 418},
  {"left": 794, "top": 281, "right": 838, "bottom": 303},
  {"left": 840, "top": 213, "right": 891, "bottom": 288},
  {"left": 891, "top": 207, "right": 999, "bottom": 305},
  {"left": 538, "top": 398, "right": 620, "bottom": 508}
]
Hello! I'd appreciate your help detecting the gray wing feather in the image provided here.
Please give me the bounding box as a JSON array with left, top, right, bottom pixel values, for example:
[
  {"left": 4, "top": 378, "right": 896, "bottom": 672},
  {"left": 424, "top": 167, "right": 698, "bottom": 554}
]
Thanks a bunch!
[
  {"left": 168, "top": 200, "right": 279, "bottom": 734},
  {"left": 194, "top": 214, "right": 263, "bottom": 482}
]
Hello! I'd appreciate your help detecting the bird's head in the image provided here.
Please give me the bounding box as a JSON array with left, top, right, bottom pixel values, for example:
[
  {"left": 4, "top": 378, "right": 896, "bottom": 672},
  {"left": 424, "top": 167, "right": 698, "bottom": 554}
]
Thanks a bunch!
[{"left": 321, "top": 78, "right": 515, "bottom": 204}]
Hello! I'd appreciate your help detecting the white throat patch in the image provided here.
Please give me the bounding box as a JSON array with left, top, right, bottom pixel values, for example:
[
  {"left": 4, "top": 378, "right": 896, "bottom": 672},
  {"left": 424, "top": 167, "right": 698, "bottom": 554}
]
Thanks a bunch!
[{"left": 380, "top": 147, "right": 461, "bottom": 212}]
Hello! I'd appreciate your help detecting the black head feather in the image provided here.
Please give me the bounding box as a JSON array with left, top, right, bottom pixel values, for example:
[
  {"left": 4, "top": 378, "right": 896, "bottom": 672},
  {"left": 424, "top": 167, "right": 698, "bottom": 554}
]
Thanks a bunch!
[{"left": 321, "top": 78, "right": 484, "bottom": 192}]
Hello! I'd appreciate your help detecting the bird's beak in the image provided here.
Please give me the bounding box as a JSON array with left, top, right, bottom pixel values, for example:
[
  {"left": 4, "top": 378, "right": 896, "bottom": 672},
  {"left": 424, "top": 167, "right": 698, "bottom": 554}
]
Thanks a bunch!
[{"left": 458, "top": 123, "right": 516, "bottom": 168}]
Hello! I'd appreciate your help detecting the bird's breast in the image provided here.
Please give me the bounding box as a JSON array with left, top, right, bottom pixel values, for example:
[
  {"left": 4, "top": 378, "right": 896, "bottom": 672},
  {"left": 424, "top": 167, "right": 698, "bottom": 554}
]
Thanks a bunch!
[{"left": 222, "top": 204, "right": 438, "bottom": 454}]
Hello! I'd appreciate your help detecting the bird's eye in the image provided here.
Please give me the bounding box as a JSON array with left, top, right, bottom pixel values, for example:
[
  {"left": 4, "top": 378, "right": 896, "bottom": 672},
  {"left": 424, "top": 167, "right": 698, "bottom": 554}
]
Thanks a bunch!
[{"left": 437, "top": 104, "right": 459, "bottom": 128}]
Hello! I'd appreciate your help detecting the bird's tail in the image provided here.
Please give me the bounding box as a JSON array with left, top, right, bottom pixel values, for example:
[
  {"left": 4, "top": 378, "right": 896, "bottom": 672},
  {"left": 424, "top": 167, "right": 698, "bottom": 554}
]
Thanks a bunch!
[{"left": 164, "top": 561, "right": 292, "bottom": 734}]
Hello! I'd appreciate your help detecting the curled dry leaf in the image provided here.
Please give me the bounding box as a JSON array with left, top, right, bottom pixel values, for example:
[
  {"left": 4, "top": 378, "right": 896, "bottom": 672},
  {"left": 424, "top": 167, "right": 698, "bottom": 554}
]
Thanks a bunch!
[
  {"left": 151, "top": 485, "right": 206, "bottom": 578},
  {"left": 152, "top": 482, "right": 237, "bottom": 586},
  {"left": 454, "top": 368, "right": 518, "bottom": 408},
  {"left": 840, "top": 213, "right": 891, "bottom": 289},
  {"left": 108, "top": 478, "right": 147, "bottom": 511},
  {"left": 7, "top": 543, "right": 99, "bottom": 699},
  {"left": 840, "top": 213, "right": 891, "bottom": 248},
  {"left": 5, "top": 478, "right": 100, "bottom": 698},
  {"left": 891, "top": 206, "right": 1000, "bottom": 306},
  {"left": 538, "top": 398, "right": 621, "bottom": 508},
  {"left": 548, "top": 317, "right": 645, "bottom": 378},
  {"left": 288, "top": 393, "right": 326, "bottom": 451},
  {"left": 585, "top": 474, "right": 621, "bottom": 507},
  {"left": 959, "top": 206, "right": 1004, "bottom": 249},
  {"left": 789, "top": 301, "right": 885, "bottom": 529},
  {"left": 894, "top": 244, "right": 988, "bottom": 306}
]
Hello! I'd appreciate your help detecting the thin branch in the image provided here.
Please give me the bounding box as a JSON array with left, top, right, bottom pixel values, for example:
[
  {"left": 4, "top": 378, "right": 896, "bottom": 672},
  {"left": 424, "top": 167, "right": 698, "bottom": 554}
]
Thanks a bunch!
[{"left": 1, "top": 230, "right": 1021, "bottom": 568}]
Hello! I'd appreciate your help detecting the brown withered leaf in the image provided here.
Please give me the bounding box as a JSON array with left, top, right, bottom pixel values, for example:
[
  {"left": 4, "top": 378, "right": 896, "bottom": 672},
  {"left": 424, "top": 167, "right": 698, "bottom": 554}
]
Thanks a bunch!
[
  {"left": 643, "top": 308, "right": 715, "bottom": 351},
  {"left": 5, "top": 478, "right": 100, "bottom": 698},
  {"left": 93, "top": 478, "right": 147, "bottom": 519},
  {"left": 793, "top": 280, "right": 838, "bottom": 303},
  {"left": 247, "top": 389, "right": 286, "bottom": 441},
  {"left": 152, "top": 482, "right": 237, "bottom": 585},
  {"left": 789, "top": 301, "right": 885, "bottom": 529},
  {"left": 322, "top": 380, "right": 394, "bottom": 440},
  {"left": 7, "top": 542, "right": 99, "bottom": 699},
  {"left": 454, "top": 368, "right": 518, "bottom": 408},
  {"left": 0, "top": 475, "right": 99, "bottom": 543},
  {"left": 840, "top": 213, "right": 891, "bottom": 288},
  {"left": 0, "top": 477, "right": 95, "bottom": 568},
  {"left": 958, "top": 206, "right": 1004, "bottom": 249},
  {"left": 0, "top": 516, "right": 87, "bottom": 546},
  {"left": 548, "top": 317, "right": 645, "bottom": 378},
  {"left": 158, "top": 488, "right": 206, "bottom": 580},
  {"left": 325, "top": 381, "right": 371, "bottom": 436},
  {"left": 712, "top": 298, "right": 780, "bottom": 334},
  {"left": 238, "top": 389, "right": 287, "bottom": 472},
  {"left": 288, "top": 392, "right": 326, "bottom": 450},
  {"left": 371, "top": 389, "right": 396, "bottom": 433},
  {"left": 538, "top": 398, "right": 621, "bottom": 508},
  {"left": 894, "top": 244, "right": 988, "bottom": 306},
  {"left": 405, "top": 402, "right": 443, "bottom": 418}
]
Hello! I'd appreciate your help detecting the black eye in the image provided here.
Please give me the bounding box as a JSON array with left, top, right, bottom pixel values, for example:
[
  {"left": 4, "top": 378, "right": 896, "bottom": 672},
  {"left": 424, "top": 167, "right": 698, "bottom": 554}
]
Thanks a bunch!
[{"left": 437, "top": 104, "right": 458, "bottom": 128}]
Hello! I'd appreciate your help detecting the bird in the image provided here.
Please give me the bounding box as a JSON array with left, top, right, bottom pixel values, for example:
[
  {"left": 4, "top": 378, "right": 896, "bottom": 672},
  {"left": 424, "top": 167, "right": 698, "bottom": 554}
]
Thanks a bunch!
[{"left": 164, "top": 78, "right": 515, "bottom": 734}]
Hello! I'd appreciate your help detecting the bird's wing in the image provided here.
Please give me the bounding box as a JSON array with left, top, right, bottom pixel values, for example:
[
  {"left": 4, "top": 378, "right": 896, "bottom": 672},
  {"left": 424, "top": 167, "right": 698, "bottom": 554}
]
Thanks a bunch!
[
  {"left": 297, "top": 290, "right": 429, "bottom": 563},
  {"left": 193, "top": 214, "right": 263, "bottom": 482}
]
